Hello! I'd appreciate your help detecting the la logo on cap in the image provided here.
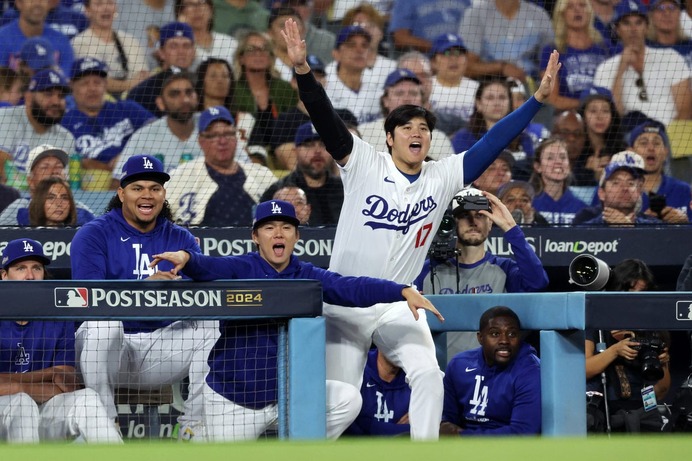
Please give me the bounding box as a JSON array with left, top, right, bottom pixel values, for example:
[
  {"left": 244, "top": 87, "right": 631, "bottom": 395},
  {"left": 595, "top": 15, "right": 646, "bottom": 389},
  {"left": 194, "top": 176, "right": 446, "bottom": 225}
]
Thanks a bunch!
[
  {"left": 36, "top": 45, "right": 46, "bottom": 56},
  {"left": 271, "top": 201, "right": 282, "bottom": 214},
  {"left": 143, "top": 157, "right": 154, "bottom": 170},
  {"left": 209, "top": 107, "right": 219, "bottom": 115},
  {"left": 175, "top": 30, "right": 184, "bottom": 37},
  {"left": 22, "top": 240, "right": 34, "bottom": 253},
  {"left": 49, "top": 72, "right": 60, "bottom": 84}
]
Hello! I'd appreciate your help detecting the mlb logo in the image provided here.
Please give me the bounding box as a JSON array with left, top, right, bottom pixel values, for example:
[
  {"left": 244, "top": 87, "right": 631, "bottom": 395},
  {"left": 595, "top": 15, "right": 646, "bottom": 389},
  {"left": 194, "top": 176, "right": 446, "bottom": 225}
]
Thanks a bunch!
[
  {"left": 55, "top": 288, "right": 88, "bottom": 308},
  {"left": 675, "top": 301, "right": 692, "bottom": 321}
]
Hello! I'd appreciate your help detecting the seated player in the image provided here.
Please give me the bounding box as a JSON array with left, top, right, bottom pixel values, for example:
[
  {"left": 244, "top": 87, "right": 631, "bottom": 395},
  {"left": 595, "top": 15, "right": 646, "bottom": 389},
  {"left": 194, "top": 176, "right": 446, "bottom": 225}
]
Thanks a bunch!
[
  {"left": 0, "top": 238, "right": 121, "bottom": 444},
  {"left": 150, "top": 199, "right": 443, "bottom": 441}
]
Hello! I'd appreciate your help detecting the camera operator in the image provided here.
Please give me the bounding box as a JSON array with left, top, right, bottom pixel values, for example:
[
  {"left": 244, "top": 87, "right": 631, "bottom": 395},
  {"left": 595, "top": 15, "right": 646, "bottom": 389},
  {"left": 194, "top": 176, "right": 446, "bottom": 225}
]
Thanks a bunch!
[
  {"left": 628, "top": 121, "right": 691, "bottom": 224},
  {"left": 414, "top": 188, "right": 549, "bottom": 357},
  {"left": 585, "top": 259, "right": 672, "bottom": 433}
]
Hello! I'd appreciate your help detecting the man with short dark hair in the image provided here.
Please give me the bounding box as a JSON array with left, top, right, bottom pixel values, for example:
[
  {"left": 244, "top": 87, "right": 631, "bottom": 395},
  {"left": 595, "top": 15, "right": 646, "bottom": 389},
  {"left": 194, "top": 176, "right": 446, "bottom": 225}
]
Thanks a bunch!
[
  {"left": 440, "top": 306, "right": 541, "bottom": 436},
  {"left": 0, "top": 69, "right": 74, "bottom": 189},
  {"left": 71, "top": 154, "right": 219, "bottom": 442},
  {"left": 1, "top": 238, "right": 121, "bottom": 443},
  {"left": 126, "top": 21, "right": 196, "bottom": 117},
  {"left": 260, "top": 122, "right": 343, "bottom": 226}
]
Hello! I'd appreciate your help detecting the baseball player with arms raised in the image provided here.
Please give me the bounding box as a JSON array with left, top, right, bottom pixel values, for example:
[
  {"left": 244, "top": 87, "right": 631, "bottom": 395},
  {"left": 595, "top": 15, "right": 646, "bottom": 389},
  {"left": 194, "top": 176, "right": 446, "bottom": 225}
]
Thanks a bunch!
[
  {"left": 282, "top": 18, "right": 560, "bottom": 440},
  {"left": 150, "top": 199, "right": 443, "bottom": 441},
  {"left": 70, "top": 155, "right": 219, "bottom": 441},
  {"left": 0, "top": 238, "right": 121, "bottom": 444}
]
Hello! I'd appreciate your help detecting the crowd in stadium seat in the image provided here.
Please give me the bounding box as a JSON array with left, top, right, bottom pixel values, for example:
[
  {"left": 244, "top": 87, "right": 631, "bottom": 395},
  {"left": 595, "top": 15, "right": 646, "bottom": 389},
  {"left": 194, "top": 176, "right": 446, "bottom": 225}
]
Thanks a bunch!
[{"left": 0, "top": 0, "right": 691, "bottom": 441}]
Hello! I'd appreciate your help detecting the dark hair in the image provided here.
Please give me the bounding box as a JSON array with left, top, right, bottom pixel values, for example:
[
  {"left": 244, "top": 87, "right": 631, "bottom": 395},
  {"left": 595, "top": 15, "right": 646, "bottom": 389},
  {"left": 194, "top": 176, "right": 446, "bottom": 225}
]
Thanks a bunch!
[
  {"left": 529, "top": 137, "right": 572, "bottom": 195},
  {"left": 606, "top": 258, "right": 655, "bottom": 291},
  {"left": 106, "top": 194, "right": 174, "bottom": 222},
  {"left": 0, "top": 66, "right": 19, "bottom": 91},
  {"left": 579, "top": 97, "right": 626, "bottom": 156},
  {"left": 28, "top": 177, "right": 77, "bottom": 226},
  {"left": 195, "top": 57, "right": 235, "bottom": 111},
  {"left": 160, "top": 71, "right": 196, "bottom": 96},
  {"left": 467, "top": 78, "right": 511, "bottom": 138},
  {"left": 479, "top": 306, "right": 521, "bottom": 331},
  {"left": 174, "top": 0, "right": 214, "bottom": 32},
  {"left": 383, "top": 104, "right": 436, "bottom": 154}
]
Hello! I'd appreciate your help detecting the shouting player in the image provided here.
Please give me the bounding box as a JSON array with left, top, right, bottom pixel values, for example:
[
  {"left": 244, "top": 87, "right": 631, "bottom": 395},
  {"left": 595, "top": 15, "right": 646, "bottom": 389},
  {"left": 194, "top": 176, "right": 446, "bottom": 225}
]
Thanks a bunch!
[
  {"left": 70, "top": 155, "right": 219, "bottom": 441},
  {"left": 281, "top": 18, "right": 560, "bottom": 440},
  {"left": 150, "top": 199, "right": 443, "bottom": 441}
]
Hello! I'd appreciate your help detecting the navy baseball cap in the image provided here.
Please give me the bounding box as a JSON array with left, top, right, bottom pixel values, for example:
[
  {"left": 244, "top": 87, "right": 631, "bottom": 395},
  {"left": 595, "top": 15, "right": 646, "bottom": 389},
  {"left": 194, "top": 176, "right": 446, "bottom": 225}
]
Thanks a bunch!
[
  {"left": 19, "top": 37, "right": 55, "bottom": 72},
  {"left": 28, "top": 69, "right": 69, "bottom": 93},
  {"left": 253, "top": 200, "right": 300, "bottom": 229},
  {"left": 628, "top": 121, "right": 670, "bottom": 149},
  {"left": 579, "top": 85, "right": 613, "bottom": 107},
  {"left": 159, "top": 22, "right": 194, "bottom": 47},
  {"left": 120, "top": 154, "right": 170, "bottom": 187},
  {"left": 614, "top": 0, "right": 647, "bottom": 23},
  {"left": 429, "top": 33, "right": 467, "bottom": 57},
  {"left": 306, "top": 54, "right": 326, "bottom": 74},
  {"left": 600, "top": 150, "right": 645, "bottom": 185},
  {"left": 71, "top": 57, "right": 108, "bottom": 81},
  {"left": 335, "top": 25, "right": 371, "bottom": 49},
  {"left": 384, "top": 68, "right": 421, "bottom": 89},
  {"left": 199, "top": 106, "right": 235, "bottom": 133},
  {"left": 2, "top": 238, "right": 50, "bottom": 270},
  {"left": 294, "top": 122, "right": 320, "bottom": 146}
]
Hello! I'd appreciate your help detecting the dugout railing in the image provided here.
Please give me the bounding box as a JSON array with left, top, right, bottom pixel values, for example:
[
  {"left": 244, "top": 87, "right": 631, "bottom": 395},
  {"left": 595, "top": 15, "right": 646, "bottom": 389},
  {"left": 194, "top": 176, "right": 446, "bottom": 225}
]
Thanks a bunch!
[{"left": 6, "top": 281, "right": 691, "bottom": 438}]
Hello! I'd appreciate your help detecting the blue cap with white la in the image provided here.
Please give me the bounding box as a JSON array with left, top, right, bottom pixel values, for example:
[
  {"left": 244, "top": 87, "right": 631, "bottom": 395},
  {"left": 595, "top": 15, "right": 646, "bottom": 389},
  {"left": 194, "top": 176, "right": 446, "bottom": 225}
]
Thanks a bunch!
[
  {"left": 384, "top": 68, "right": 420, "bottom": 89},
  {"left": 120, "top": 154, "right": 170, "bottom": 187},
  {"left": 628, "top": 121, "right": 670, "bottom": 150},
  {"left": 28, "top": 69, "right": 69, "bottom": 93},
  {"left": 253, "top": 200, "right": 300, "bottom": 229},
  {"left": 600, "top": 150, "right": 645, "bottom": 186},
  {"left": 19, "top": 37, "right": 55, "bottom": 72},
  {"left": 71, "top": 57, "right": 109, "bottom": 81},
  {"left": 199, "top": 106, "right": 235, "bottom": 133},
  {"left": 429, "top": 33, "right": 467, "bottom": 57},
  {"left": 2, "top": 238, "right": 50, "bottom": 270},
  {"left": 294, "top": 122, "right": 321, "bottom": 146},
  {"left": 159, "top": 22, "right": 194, "bottom": 47},
  {"left": 579, "top": 85, "right": 613, "bottom": 106}
]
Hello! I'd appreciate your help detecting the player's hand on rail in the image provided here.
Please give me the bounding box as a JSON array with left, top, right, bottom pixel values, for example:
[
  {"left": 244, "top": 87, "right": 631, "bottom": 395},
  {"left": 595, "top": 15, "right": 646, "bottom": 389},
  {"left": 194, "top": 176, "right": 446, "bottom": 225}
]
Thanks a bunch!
[
  {"left": 149, "top": 250, "right": 191, "bottom": 276},
  {"left": 403, "top": 287, "right": 444, "bottom": 322}
]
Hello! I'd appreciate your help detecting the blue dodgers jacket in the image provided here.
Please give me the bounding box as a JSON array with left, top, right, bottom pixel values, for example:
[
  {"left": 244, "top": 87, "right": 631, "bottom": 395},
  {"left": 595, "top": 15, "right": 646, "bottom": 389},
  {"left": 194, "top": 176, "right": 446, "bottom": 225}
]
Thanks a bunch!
[
  {"left": 442, "top": 342, "right": 541, "bottom": 435},
  {"left": 345, "top": 348, "right": 411, "bottom": 436},
  {"left": 183, "top": 251, "right": 410, "bottom": 409}
]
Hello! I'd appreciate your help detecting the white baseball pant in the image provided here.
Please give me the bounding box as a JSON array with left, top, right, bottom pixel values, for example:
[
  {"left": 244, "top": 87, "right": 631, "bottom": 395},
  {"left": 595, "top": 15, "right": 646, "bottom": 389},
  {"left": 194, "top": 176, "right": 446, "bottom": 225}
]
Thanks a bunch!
[
  {"left": 0, "top": 393, "right": 39, "bottom": 443},
  {"left": 75, "top": 320, "right": 220, "bottom": 430},
  {"left": 324, "top": 301, "right": 444, "bottom": 440},
  {"left": 203, "top": 380, "right": 361, "bottom": 442}
]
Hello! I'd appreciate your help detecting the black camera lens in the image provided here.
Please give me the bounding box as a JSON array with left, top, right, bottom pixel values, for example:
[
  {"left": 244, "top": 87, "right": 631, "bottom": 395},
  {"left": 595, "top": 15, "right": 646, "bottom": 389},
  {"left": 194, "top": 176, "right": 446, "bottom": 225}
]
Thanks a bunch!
[{"left": 568, "top": 254, "right": 611, "bottom": 290}]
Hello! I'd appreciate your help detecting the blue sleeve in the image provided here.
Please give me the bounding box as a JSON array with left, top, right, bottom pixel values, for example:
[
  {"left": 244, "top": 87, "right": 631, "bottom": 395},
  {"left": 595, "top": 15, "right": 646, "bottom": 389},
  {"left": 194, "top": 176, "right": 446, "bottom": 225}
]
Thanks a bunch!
[
  {"left": 387, "top": 0, "right": 414, "bottom": 33},
  {"left": 462, "top": 97, "right": 543, "bottom": 183},
  {"left": 76, "top": 208, "right": 95, "bottom": 225},
  {"left": 500, "top": 226, "right": 549, "bottom": 293},
  {"left": 442, "top": 359, "right": 463, "bottom": 427},
  {"left": 184, "top": 252, "right": 250, "bottom": 281},
  {"left": 305, "top": 264, "right": 407, "bottom": 307},
  {"left": 0, "top": 8, "right": 17, "bottom": 26},
  {"left": 413, "top": 259, "right": 432, "bottom": 290},
  {"left": 462, "top": 358, "right": 542, "bottom": 435},
  {"left": 71, "top": 224, "right": 109, "bottom": 280},
  {"left": 53, "top": 322, "right": 75, "bottom": 367}
]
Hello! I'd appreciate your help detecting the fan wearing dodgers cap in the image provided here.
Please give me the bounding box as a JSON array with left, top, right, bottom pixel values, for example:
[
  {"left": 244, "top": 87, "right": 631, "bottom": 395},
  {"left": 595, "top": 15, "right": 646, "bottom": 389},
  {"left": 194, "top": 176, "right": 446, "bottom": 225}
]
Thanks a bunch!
[
  {"left": 0, "top": 238, "right": 121, "bottom": 443},
  {"left": 357, "top": 68, "right": 455, "bottom": 161},
  {"left": 126, "top": 21, "right": 196, "bottom": 117},
  {"left": 60, "top": 57, "right": 154, "bottom": 176},
  {"left": 581, "top": 150, "right": 662, "bottom": 225},
  {"left": 628, "top": 120, "right": 691, "bottom": 223},
  {"left": 149, "top": 199, "right": 443, "bottom": 441},
  {"left": 259, "top": 121, "right": 344, "bottom": 226},
  {"left": 0, "top": 68, "right": 75, "bottom": 189},
  {"left": 284, "top": 18, "right": 560, "bottom": 440},
  {"left": 0, "top": 144, "right": 96, "bottom": 225},
  {"left": 0, "top": 0, "right": 74, "bottom": 77},
  {"left": 70, "top": 154, "right": 220, "bottom": 441},
  {"left": 166, "top": 105, "right": 276, "bottom": 226}
]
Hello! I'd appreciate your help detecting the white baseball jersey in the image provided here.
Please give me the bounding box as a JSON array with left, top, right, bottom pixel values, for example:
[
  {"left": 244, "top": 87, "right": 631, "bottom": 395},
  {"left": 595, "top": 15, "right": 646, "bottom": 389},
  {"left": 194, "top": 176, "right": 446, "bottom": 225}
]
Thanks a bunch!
[{"left": 329, "top": 134, "right": 466, "bottom": 284}]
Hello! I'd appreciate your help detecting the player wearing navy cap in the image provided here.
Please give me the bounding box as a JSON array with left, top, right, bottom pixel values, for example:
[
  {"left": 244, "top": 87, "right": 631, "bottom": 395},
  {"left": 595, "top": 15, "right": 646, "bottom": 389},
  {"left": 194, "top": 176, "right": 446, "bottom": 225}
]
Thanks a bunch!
[
  {"left": 71, "top": 154, "right": 219, "bottom": 441},
  {"left": 0, "top": 238, "right": 122, "bottom": 444},
  {"left": 150, "top": 199, "right": 442, "bottom": 441},
  {"left": 283, "top": 18, "right": 559, "bottom": 440}
]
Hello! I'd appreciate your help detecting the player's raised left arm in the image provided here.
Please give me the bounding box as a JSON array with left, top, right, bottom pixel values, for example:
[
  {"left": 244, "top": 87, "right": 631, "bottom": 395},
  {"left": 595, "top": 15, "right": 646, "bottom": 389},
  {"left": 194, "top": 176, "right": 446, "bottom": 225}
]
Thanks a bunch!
[{"left": 462, "top": 51, "right": 561, "bottom": 183}]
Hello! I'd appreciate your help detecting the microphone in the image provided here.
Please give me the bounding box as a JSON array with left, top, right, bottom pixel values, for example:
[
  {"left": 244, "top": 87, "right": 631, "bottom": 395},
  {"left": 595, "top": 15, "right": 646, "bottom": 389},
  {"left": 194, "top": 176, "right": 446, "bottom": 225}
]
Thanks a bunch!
[{"left": 511, "top": 209, "right": 524, "bottom": 224}]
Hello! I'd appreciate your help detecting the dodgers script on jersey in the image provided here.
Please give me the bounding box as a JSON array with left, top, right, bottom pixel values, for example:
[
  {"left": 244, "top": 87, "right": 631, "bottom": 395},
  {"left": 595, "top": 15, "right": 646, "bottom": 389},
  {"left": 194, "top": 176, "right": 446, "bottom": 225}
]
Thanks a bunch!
[{"left": 330, "top": 136, "right": 466, "bottom": 284}]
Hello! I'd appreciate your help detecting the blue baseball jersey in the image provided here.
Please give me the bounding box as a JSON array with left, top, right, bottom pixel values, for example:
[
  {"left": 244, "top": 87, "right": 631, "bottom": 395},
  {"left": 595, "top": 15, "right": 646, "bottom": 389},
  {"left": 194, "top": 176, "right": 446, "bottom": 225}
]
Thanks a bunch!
[
  {"left": 70, "top": 208, "right": 201, "bottom": 333},
  {"left": 0, "top": 20, "right": 74, "bottom": 77},
  {"left": 532, "top": 189, "right": 587, "bottom": 225},
  {"left": 181, "top": 251, "right": 409, "bottom": 410},
  {"left": 442, "top": 342, "right": 541, "bottom": 435},
  {"left": 345, "top": 348, "right": 411, "bottom": 436},
  {"left": 540, "top": 43, "right": 610, "bottom": 100},
  {"left": 0, "top": 6, "right": 88, "bottom": 40},
  {"left": 61, "top": 101, "right": 154, "bottom": 164},
  {"left": 0, "top": 321, "right": 75, "bottom": 373},
  {"left": 640, "top": 174, "right": 692, "bottom": 221}
]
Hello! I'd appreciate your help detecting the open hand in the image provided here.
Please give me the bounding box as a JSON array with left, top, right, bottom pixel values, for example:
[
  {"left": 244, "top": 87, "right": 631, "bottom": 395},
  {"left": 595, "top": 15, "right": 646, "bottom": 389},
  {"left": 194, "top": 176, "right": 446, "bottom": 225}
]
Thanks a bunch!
[
  {"left": 281, "top": 18, "right": 309, "bottom": 73},
  {"left": 535, "top": 50, "right": 561, "bottom": 103}
]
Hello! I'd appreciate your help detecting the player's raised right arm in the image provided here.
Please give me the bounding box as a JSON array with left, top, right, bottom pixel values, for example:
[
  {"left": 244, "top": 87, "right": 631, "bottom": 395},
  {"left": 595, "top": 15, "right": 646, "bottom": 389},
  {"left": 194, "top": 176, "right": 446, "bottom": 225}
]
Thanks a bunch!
[{"left": 282, "top": 18, "right": 353, "bottom": 166}]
